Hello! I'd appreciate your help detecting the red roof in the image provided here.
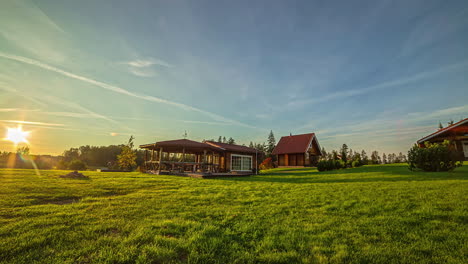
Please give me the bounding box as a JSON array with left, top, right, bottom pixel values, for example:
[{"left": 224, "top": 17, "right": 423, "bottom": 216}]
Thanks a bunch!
[
  {"left": 272, "top": 133, "right": 319, "bottom": 155},
  {"left": 204, "top": 141, "right": 257, "bottom": 154},
  {"left": 417, "top": 118, "right": 468, "bottom": 144}
]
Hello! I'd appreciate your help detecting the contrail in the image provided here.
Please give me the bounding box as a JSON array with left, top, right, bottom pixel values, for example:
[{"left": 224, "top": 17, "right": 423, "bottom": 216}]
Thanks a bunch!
[{"left": 0, "top": 52, "right": 256, "bottom": 129}]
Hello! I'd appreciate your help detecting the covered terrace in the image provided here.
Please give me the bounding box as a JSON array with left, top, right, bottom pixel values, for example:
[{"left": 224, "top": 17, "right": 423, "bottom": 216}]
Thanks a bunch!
[{"left": 140, "top": 139, "right": 224, "bottom": 174}]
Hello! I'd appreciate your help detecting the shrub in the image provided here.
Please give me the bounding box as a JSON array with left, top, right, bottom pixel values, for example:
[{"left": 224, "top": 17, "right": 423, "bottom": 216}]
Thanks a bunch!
[
  {"left": 56, "top": 160, "right": 69, "bottom": 170},
  {"left": 318, "top": 159, "right": 346, "bottom": 171},
  {"left": 408, "top": 140, "right": 463, "bottom": 172},
  {"left": 352, "top": 160, "right": 360, "bottom": 168},
  {"left": 68, "top": 160, "right": 87, "bottom": 171},
  {"left": 317, "top": 160, "right": 328, "bottom": 171},
  {"left": 335, "top": 160, "right": 345, "bottom": 169},
  {"left": 259, "top": 157, "right": 274, "bottom": 170}
]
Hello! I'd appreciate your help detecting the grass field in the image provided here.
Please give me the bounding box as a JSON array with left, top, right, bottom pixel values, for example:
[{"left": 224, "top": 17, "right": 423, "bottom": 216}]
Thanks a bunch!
[{"left": 0, "top": 164, "right": 467, "bottom": 263}]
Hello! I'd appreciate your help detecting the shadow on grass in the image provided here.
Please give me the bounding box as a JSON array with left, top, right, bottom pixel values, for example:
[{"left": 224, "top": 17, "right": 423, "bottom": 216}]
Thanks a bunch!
[{"left": 213, "top": 165, "right": 468, "bottom": 184}]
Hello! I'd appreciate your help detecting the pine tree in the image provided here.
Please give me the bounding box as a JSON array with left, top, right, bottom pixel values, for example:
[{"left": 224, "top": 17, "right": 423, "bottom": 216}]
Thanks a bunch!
[
  {"left": 332, "top": 150, "right": 339, "bottom": 160},
  {"left": 249, "top": 141, "right": 254, "bottom": 148},
  {"left": 223, "top": 137, "right": 226, "bottom": 143},
  {"left": 448, "top": 119, "right": 454, "bottom": 126},
  {"left": 218, "top": 136, "right": 222, "bottom": 143},
  {"left": 227, "top": 137, "right": 235, "bottom": 144},
  {"left": 438, "top": 122, "right": 443, "bottom": 129},
  {"left": 361, "top": 150, "right": 368, "bottom": 165},
  {"left": 267, "top": 130, "right": 276, "bottom": 157},
  {"left": 321, "top": 147, "right": 327, "bottom": 160},
  {"left": 382, "top": 153, "right": 387, "bottom": 164},
  {"left": 340, "top": 144, "right": 348, "bottom": 163}
]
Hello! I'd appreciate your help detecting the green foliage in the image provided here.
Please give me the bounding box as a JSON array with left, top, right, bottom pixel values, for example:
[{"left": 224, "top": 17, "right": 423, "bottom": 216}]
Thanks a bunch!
[
  {"left": 117, "top": 136, "right": 137, "bottom": 171},
  {"left": 317, "top": 159, "right": 344, "bottom": 171},
  {"left": 259, "top": 157, "right": 274, "bottom": 170},
  {"left": 340, "top": 144, "right": 348, "bottom": 163},
  {"left": 16, "top": 146, "right": 30, "bottom": 156},
  {"left": 408, "top": 140, "right": 463, "bottom": 172},
  {"left": 68, "top": 159, "right": 87, "bottom": 171},
  {"left": 1, "top": 164, "right": 466, "bottom": 263},
  {"left": 227, "top": 137, "right": 235, "bottom": 144},
  {"left": 267, "top": 130, "right": 276, "bottom": 157},
  {"left": 56, "top": 160, "right": 68, "bottom": 170},
  {"left": 318, "top": 153, "right": 363, "bottom": 172}
]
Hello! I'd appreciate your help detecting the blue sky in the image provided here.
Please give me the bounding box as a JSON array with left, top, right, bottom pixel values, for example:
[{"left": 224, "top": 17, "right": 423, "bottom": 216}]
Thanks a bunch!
[{"left": 1, "top": 0, "right": 467, "bottom": 155}]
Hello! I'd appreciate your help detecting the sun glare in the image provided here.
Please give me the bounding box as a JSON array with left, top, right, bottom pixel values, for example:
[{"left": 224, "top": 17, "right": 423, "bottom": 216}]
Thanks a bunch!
[{"left": 5, "top": 126, "right": 30, "bottom": 145}]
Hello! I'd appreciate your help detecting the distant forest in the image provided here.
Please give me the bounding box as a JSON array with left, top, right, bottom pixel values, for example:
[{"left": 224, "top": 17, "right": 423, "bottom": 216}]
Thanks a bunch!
[{"left": 1, "top": 130, "right": 407, "bottom": 170}]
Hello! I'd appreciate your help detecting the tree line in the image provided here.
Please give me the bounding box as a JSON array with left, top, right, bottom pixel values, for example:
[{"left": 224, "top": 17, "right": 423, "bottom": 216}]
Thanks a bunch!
[
  {"left": 1, "top": 131, "right": 410, "bottom": 171},
  {"left": 320, "top": 144, "right": 407, "bottom": 165}
]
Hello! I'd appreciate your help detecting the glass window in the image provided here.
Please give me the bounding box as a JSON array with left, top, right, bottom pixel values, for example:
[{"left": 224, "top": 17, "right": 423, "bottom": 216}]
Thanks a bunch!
[
  {"left": 242, "top": 156, "right": 252, "bottom": 170},
  {"left": 231, "top": 155, "right": 252, "bottom": 171},
  {"left": 232, "top": 156, "right": 242, "bottom": 171}
]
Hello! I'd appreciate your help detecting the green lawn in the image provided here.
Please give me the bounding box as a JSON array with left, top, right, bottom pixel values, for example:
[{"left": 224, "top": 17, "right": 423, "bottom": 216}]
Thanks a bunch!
[{"left": 0, "top": 164, "right": 467, "bottom": 264}]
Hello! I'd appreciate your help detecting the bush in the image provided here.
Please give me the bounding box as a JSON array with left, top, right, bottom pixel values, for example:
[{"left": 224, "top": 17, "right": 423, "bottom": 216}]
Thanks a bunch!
[
  {"left": 317, "top": 160, "right": 328, "bottom": 171},
  {"left": 259, "top": 157, "right": 274, "bottom": 170},
  {"left": 352, "top": 160, "right": 360, "bottom": 168},
  {"left": 68, "top": 160, "right": 87, "bottom": 171},
  {"left": 335, "top": 160, "right": 345, "bottom": 169},
  {"left": 317, "top": 159, "right": 346, "bottom": 171},
  {"left": 56, "top": 160, "right": 69, "bottom": 170},
  {"left": 408, "top": 140, "right": 463, "bottom": 172}
]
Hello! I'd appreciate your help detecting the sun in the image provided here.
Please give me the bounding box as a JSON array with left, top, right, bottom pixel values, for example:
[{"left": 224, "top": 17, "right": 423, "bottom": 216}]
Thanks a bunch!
[{"left": 5, "top": 126, "right": 30, "bottom": 145}]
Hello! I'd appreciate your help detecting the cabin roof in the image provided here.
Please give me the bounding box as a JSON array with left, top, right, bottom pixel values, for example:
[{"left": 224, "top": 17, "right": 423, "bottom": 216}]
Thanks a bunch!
[
  {"left": 417, "top": 118, "right": 468, "bottom": 144},
  {"left": 139, "top": 139, "right": 221, "bottom": 152},
  {"left": 204, "top": 141, "right": 258, "bottom": 154},
  {"left": 140, "top": 139, "right": 257, "bottom": 154},
  {"left": 272, "top": 133, "right": 319, "bottom": 155}
]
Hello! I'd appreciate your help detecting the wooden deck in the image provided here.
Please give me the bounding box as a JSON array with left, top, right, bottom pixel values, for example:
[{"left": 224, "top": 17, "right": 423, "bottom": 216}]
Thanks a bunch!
[{"left": 147, "top": 170, "right": 253, "bottom": 178}]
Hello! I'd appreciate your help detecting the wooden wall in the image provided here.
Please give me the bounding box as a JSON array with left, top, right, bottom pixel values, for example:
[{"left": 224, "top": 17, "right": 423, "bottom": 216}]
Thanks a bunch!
[{"left": 278, "top": 153, "right": 306, "bottom": 166}]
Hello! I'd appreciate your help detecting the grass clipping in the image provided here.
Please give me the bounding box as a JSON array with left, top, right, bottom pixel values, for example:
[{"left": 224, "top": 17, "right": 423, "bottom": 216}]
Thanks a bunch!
[{"left": 59, "top": 171, "right": 89, "bottom": 179}]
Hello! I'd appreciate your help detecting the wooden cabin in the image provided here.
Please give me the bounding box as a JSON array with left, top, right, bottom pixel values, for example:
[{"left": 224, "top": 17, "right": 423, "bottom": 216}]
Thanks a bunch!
[
  {"left": 272, "top": 133, "right": 322, "bottom": 167},
  {"left": 139, "top": 139, "right": 258, "bottom": 177},
  {"left": 417, "top": 118, "right": 468, "bottom": 160}
]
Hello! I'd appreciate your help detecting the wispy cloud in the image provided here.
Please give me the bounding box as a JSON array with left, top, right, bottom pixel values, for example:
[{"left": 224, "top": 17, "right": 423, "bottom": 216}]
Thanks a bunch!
[
  {"left": 121, "top": 58, "right": 174, "bottom": 77},
  {"left": 0, "top": 108, "right": 40, "bottom": 113},
  {"left": 180, "top": 120, "right": 233, "bottom": 126},
  {"left": 0, "top": 108, "right": 17, "bottom": 112},
  {"left": 407, "top": 105, "right": 468, "bottom": 122},
  {"left": 0, "top": 52, "right": 255, "bottom": 129},
  {"left": 0, "top": 120, "right": 65, "bottom": 127},
  {"left": 44, "top": 111, "right": 154, "bottom": 121},
  {"left": 0, "top": 0, "right": 67, "bottom": 63},
  {"left": 124, "top": 58, "right": 173, "bottom": 68},
  {"left": 286, "top": 60, "right": 468, "bottom": 109}
]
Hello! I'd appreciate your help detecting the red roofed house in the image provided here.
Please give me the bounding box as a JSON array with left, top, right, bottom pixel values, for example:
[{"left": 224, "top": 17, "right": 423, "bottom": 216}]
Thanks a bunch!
[
  {"left": 417, "top": 118, "right": 468, "bottom": 160},
  {"left": 272, "top": 133, "right": 322, "bottom": 167}
]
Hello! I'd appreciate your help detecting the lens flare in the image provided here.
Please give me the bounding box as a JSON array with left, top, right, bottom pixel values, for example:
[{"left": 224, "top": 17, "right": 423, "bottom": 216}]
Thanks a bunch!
[{"left": 5, "top": 126, "right": 30, "bottom": 145}]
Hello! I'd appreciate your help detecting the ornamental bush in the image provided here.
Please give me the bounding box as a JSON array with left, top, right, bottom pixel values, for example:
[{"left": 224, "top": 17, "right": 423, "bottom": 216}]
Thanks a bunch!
[
  {"left": 407, "top": 140, "right": 463, "bottom": 172},
  {"left": 317, "top": 159, "right": 346, "bottom": 171},
  {"left": 259, "top": 157, "right": 274, "bottom": 170}
]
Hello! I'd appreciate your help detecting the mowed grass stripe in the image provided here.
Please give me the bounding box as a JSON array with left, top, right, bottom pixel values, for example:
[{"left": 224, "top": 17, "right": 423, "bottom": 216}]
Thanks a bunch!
[{"left": 0, "top": 164, "right": 467, "bottom": 263}]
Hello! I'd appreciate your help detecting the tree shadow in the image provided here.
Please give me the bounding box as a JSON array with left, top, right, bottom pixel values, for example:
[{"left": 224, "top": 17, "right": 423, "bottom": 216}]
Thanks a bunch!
[{"left": 212, "top": 165, "right": 468, "bottom": 184}]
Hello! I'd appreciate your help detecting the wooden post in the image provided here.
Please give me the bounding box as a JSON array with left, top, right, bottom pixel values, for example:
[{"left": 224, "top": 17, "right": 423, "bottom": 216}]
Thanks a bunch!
[
  {"left": 182, "top": 147, "right": 185, "bottom": 172},
  {"left": 203, "top": 150, "right": 207, "bottom": 172},
  {"left": 158, "top": 147, "right": 163, "bottom": 174}
]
